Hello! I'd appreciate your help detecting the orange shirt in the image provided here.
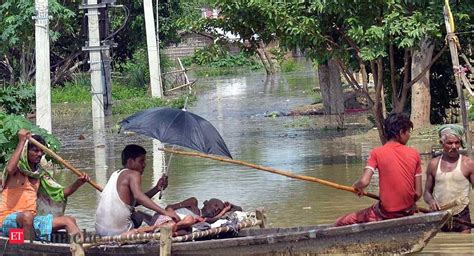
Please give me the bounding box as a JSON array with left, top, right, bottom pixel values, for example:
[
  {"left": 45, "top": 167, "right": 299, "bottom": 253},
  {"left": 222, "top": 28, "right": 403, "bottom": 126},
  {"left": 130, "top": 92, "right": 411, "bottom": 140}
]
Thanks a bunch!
[
  {"left": 0, "top": 175, "right": 38, "bottom": 225},
  {"left": 366, "top": 141, "right": 421, "bottom": 212}
]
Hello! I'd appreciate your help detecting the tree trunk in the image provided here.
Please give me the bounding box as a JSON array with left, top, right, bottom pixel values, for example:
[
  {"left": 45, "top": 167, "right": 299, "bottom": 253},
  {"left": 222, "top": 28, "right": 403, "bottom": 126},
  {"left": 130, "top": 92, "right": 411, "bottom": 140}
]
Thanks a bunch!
[
  {"left": 318, "top": 58, "right": 344, "bottom": 115},
  {"left": 20, "top": 43, "right": 28, "bottom": 84},
  {"left": 410, "top": 37, "right": 434, "bottom": 129},
  {"left": 372, "top": 58, "right": 387, "bottom": 144},
  {"left": 259, "top": 41, "right": 276, "bottom": 74},
  {"left": 256, "top": 46, "right": 271, "bottom": 75}
]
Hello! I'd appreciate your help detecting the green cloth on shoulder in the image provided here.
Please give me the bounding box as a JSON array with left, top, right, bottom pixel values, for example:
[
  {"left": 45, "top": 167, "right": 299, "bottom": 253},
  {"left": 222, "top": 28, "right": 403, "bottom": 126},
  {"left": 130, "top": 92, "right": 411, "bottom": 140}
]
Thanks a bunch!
[{"left": 1, "top": 140, "right": 66, "bottom": 203}]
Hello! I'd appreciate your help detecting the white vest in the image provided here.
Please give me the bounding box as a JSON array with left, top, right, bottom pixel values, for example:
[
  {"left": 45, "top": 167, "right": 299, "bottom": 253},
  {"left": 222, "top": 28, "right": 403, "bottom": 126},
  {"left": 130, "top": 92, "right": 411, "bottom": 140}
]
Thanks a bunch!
[
  {"left": 433, "top": 155, "right": 471, "bottom": 215},
  {"left": 95, "top": 169, "right": 134, "bottom": 236}
]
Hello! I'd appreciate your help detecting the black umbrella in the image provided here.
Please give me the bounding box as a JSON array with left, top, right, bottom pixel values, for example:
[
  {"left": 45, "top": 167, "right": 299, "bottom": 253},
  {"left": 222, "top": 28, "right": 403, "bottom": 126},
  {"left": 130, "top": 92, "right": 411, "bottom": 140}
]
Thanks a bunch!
[{"left": 119, "top": 107, "right": 232, "bottom": 159}]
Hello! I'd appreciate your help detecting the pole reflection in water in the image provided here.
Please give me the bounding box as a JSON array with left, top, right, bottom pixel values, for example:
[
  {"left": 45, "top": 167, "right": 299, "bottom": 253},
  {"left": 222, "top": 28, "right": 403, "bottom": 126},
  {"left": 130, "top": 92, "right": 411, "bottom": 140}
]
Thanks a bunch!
[
  {"left": 93, "top": 118, "right": 107, "bottom": 194},
  {"left": 216, "top": 82, "right": 224, "bottom": 137}
]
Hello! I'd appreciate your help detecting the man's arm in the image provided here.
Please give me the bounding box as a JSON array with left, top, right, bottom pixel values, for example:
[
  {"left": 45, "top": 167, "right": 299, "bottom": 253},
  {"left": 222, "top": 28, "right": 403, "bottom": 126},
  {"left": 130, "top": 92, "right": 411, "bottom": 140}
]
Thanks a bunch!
[
  {"left": 423, "top": 159, "right": 440, "bottom": 210},
  {"left": 414, "top": 175, "right": 422, "bottom": 201},
  {"left": 128, "top": 172, "right": 180, "bottom": 221},
  {"left": 5, "top": 129, "right": 29, "bottom": 175},
  {"left": 166, "top": 197, "right": 198, "bottom": 211},
  {"left": 63, "top": 172, "right": 90, "bottom": 198},
  {"left": 204, "top": 202, "right": 234, "bottom": 224},
  {"left": 144, "top": 175, "right": 168, "bottom": 198},
  {"left": 352, "top": 168, "right": 374, "bottom": 196}
]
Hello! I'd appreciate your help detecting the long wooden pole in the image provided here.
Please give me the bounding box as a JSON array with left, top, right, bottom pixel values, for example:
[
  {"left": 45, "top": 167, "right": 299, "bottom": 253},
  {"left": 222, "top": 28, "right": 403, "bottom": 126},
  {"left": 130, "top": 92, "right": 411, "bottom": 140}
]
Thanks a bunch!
[
  {"left": 28, "top": 136, "right": 103, "bottom": 191},
  {"left": 160, "top": 148, "right": 379, "bottom": 199},
  {"left": 160, "top": 148, "right": 474, "bottom": 228}
]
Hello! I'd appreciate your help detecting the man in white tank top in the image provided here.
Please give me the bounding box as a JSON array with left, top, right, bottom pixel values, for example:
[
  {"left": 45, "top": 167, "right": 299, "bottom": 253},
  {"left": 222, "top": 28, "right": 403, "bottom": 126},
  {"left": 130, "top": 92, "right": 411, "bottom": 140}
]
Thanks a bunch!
[
  {"left": 95, "top": 145, "right": 180, "bottom": 236},
  {"left": 424, "top": 124, "right": 474, "bottom": 233}
]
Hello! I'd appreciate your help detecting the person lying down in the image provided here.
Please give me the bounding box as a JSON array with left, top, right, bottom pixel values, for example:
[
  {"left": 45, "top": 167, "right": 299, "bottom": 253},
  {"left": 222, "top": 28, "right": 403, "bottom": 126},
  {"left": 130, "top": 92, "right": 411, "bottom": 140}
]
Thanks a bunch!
[{"left": 125, "top": 197, "right": 242, "bottom": 236}]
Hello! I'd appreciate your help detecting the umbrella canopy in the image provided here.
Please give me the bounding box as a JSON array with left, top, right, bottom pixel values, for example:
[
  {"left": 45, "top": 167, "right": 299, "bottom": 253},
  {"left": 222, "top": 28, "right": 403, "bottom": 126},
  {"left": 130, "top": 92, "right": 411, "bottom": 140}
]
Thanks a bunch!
[{"left": 119, "top": 107, "right": 232, "bottom": 158}]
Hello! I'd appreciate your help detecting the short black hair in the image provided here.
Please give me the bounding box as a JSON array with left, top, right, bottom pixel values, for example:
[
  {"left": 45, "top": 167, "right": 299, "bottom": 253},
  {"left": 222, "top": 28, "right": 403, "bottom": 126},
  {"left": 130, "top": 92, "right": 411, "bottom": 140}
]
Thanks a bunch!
[
  {"left": 121, "top": 144, "right": 146, "bottom": 166},
  {"left": 384, "top": 112, "right": 413, "bottom": 141},
  {"left": 28, "top": 134, "right": 46, "bottom": 151}
]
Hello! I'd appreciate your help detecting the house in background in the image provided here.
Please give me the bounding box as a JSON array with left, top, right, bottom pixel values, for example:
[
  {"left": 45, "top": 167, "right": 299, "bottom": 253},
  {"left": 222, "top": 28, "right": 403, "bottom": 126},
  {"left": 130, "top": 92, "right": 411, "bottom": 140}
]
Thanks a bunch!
[
  {"left": 163, "top": 32, "right": 215, "bottom": 61},
  {"left": 163, "top": 7, "right": 241, "bottom": 61}
]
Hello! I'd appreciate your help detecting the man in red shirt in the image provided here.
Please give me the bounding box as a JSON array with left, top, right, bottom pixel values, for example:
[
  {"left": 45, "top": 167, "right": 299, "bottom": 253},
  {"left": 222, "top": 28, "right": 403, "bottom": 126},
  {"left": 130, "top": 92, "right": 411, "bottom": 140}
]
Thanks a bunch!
[{"left": 336, "top": 113, "right": 422, "bottom": 226}]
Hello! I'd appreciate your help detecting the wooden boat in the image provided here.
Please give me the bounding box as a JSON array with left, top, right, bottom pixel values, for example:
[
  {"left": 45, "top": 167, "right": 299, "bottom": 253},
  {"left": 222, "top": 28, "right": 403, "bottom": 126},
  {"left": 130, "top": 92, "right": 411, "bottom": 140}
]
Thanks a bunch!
[{"left": 0, "top": 211, "right": 450, "bottom": 255}]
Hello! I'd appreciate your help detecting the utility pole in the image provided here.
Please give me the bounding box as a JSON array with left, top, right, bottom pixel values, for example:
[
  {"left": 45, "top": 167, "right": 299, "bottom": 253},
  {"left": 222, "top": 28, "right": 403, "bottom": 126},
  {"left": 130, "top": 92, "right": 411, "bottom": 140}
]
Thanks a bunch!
[
  {"left": 34, "top": 0, "right": 52, "bottom": 132},
  {"left": 144, "top": 0, "right": 163, "bottom": 97},
  {"left": 83, "top": 0, "right": 106, "bottom": 133},
  {"left": 99, "top": 0, "right": 113, "bottom": 114},
  {"left": 443, "top": 1, "right": 471, "bottom": 153},
  {"left": 156, "top": 0, "right": 163, "bottom": 92}
]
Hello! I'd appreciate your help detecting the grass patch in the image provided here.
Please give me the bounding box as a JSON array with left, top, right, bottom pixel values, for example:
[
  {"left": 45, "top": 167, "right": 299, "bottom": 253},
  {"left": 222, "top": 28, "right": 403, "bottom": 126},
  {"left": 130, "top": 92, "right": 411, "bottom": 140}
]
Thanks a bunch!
[
  {"left": 112, "top": 93, "right": 196, "bottom": 115},
  {"left": 280, "top": 59, "right": 303, "bottom": 72},
  {"left": 284, "top": 116, "right": 313, "bottom": 129},
  {"left": 310, "top": 90, "right": 322, "bottom": 104},
  {"left": 191, "top": 65, "right": 262, "bottom": 77},
  {"left": 52, "top": 83, "right": 91, "bottom": 104},
  {"left": 52, "top": 78, "right": 196, "bottom": 115}
]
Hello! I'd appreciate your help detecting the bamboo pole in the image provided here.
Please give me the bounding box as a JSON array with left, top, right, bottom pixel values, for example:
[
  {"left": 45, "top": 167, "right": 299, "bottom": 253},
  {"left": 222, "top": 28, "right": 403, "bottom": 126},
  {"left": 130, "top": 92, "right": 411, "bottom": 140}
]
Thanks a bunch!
[
  {"left": 159, "top": 148, "right": 474, "bottom": 228},
  {"left": 171, "top": 219, "right": 262, "bottom": 243},
  {"left": 27, "top": 136, "right": 103, "bottom": 191},
  {"left": 83, "top": 219, "right": 262, "bottom": 249},
  {"left": 167, "top": 81, "right": 196, "bottom": 92},
  {"left": 159, "top": 148, "right": 379, "bottom": 199},
  {"left": 443, "top": 1, "right": 471, "bottom": 153}
]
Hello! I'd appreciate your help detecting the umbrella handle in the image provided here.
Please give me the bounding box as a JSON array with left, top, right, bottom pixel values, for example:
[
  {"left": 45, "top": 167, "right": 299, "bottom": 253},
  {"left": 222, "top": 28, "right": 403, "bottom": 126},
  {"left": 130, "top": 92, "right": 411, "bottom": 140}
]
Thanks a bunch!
[{"left": 158, "top": 153, "right": 173, "bottom": 199}]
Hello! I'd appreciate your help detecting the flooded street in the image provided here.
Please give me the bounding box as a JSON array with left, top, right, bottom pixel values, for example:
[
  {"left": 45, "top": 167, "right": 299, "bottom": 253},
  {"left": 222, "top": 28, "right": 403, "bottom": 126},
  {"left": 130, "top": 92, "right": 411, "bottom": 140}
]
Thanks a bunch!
[{"left": 52, "top": 69, "right": 473, "bottom": 254}]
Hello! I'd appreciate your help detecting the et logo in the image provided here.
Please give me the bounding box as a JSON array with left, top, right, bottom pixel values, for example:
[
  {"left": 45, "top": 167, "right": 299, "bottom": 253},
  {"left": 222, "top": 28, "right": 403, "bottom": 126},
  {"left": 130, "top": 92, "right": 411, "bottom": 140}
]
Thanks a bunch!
[{"left": 8, "top": 228, "right": 24, "bottom": 244}]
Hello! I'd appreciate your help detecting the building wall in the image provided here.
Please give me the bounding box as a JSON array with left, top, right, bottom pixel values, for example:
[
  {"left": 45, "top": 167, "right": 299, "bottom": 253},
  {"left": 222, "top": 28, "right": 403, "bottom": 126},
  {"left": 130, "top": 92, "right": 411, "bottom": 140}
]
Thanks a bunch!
[{"left": 163, "top": 33, "right": 214, "bottom": 60}]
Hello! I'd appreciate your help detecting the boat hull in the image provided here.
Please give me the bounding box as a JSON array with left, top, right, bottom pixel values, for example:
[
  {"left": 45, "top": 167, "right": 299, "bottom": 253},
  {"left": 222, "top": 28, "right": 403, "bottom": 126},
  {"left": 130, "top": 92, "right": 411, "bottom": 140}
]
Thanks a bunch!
[{"left": 0, "top": 211, "right": 449, "bottom": 255}]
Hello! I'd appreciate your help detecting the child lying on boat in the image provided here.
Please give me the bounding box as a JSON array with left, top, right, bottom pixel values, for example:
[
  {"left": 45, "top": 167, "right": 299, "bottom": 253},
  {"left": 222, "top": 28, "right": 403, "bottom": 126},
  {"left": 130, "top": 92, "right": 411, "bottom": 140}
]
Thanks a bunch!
[{"left": 126, "top": 197, "right": 242, "bottom": 236}]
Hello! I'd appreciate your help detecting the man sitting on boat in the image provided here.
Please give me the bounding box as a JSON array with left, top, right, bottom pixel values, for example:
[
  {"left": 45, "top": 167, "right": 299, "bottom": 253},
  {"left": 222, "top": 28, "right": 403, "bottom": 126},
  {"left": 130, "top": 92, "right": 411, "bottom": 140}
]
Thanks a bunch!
[
  {"left": 95, "top": 144, "right": 182, "bottom": 237},
  {"left": 423, "top": 124, "right": 474, "bottom": 233},
  {"left": 335, "top": 113, "right": 422, "bottom": 226},
  {"left": 0, "top": 129, "right": 89, "bottom": 241}
]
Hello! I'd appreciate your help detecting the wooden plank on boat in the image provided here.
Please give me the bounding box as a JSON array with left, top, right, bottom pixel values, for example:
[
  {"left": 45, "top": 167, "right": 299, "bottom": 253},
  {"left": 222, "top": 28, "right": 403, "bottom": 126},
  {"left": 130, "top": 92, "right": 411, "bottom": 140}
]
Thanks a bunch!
[{"left": 160, "top": 226, "right": 172, "bottom": 256}]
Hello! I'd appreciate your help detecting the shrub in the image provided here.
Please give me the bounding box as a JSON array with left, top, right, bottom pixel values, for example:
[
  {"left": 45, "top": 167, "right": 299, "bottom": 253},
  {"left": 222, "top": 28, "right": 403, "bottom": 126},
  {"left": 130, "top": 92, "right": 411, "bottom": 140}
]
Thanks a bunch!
[
  {"left": 182, "top": 45, "right": 262, "bottom": 77},
  {"left": 0, "top": 113, "right": 60, "bottom": 170},
  {"left": 116, "top": 49, "right": 149, "bottom": 88},
  {"left": 0, "top": 84, "right": 35, "bottom": 115}
]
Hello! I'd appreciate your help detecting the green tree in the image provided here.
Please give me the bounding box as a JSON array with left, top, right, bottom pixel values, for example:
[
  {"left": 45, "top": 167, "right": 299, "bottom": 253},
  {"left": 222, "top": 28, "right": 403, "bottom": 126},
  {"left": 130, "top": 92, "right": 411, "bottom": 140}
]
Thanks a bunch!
[
  {"left": 269, "top": 0, "right": 473, "bottom": 142},
  {"left": 0, "top": 113, "right": 60, "bottom": 171},
  {"left": 0, "top": 0, "right": 183, "bottom": 86},
  {"left": 195, "top": 0, "right": 277, "bottom": 75},
  {"left": 112, "top": 0, "right": 183, "bottom": 65},
  {"left": 0, "top": 0, "right": 79, "bottom": 85}
]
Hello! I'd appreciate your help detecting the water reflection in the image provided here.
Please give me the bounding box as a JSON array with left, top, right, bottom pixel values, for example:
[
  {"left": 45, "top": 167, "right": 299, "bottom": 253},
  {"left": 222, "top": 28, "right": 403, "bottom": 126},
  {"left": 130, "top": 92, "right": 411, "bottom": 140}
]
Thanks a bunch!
[
  {"left": 93, "top": 123, "right": 107, "bottom": 194},
  {"left": 53, "top": 69, "right": 470, "bottom": 254}
]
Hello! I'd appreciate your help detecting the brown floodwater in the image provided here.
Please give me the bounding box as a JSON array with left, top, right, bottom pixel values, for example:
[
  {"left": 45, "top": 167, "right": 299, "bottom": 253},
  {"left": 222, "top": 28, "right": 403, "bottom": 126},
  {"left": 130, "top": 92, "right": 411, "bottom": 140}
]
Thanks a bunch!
[{"left": 51, "top": 68, "right": 473, "bottom": 254}]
